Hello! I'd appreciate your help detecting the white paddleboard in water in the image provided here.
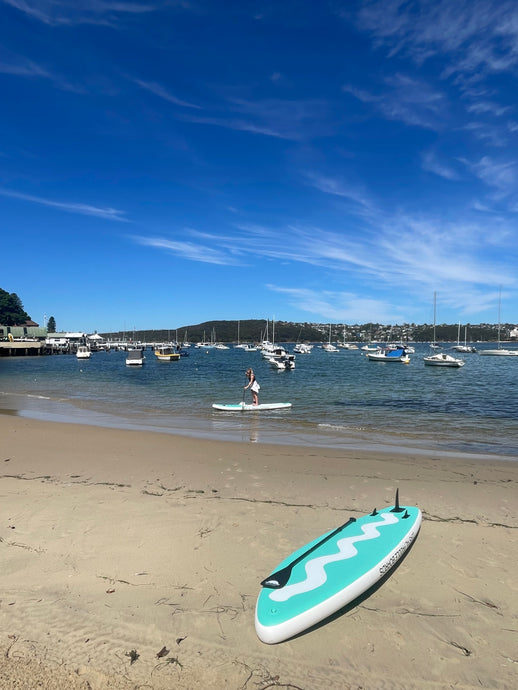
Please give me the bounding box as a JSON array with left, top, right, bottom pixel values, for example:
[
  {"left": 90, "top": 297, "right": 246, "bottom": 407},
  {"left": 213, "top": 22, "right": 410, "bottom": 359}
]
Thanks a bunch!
[{"left": 212, "top": 402, "right": 292, "bottom": 411}]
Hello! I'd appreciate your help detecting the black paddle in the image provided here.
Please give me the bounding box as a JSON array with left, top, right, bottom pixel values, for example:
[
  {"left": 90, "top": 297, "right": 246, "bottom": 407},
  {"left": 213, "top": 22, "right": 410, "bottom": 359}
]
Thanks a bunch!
[{"left": 260, "top": 517, "right": 357, "bottom": 589}]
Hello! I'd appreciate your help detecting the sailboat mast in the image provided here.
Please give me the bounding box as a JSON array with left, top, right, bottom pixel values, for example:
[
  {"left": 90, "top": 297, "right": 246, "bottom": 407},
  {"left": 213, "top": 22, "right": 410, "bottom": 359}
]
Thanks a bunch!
[
  {"left": 497, "top": 286, "right": 502, "bottom": 348},
  {"left": 433, "top": 292, "right": 437, "bottom": 345}
]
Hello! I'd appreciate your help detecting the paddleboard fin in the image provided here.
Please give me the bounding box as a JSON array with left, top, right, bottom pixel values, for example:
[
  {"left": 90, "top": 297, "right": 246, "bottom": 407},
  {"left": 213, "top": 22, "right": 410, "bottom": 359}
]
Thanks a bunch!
[
  {"left": 390, "top": 488, "right": 405, "bottom": 513},
  {"left": 370, "top": 508, "right": 378, "bottom": 516},
  {"left": 402, "top": 509, "right": 410, "bottom": 519}
]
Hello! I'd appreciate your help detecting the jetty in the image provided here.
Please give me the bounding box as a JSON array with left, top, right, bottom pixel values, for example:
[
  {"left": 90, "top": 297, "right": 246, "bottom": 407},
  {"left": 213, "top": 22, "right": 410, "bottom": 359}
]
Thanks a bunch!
[{"left": 0, "top": 340, "right": 48, "bottom": 356}]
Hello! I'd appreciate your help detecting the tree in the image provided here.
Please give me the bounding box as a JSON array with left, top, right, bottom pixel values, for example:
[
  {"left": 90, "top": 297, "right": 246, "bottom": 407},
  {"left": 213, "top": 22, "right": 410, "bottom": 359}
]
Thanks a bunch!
[
  {"left": 47, "top": 316, "right": 56, "bottom": 333},
  {"left": 0, "top": 288, "right": 30, "bottom": 326}
]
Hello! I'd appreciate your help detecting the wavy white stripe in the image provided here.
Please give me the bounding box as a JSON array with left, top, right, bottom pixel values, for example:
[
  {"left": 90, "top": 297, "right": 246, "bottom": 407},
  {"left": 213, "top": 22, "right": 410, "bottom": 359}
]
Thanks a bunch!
[{"left": 269, "top": 512, "right": 399, "bottom": 602}]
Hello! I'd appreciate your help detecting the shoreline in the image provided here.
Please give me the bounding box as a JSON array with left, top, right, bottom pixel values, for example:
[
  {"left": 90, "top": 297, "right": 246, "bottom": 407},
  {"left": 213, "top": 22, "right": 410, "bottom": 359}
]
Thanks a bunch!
[
  {"left": 1, "top": 415, "right": 517, "bottom": 689},
  {"left": 2, "top": 390, "right": 517, "bottom": 465}
]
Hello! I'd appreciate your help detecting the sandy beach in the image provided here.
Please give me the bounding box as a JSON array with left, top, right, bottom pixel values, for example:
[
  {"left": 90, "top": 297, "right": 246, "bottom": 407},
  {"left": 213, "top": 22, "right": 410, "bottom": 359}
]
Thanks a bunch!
[{"left": 1, "top": 414, "right": 517, "bottom": 689}]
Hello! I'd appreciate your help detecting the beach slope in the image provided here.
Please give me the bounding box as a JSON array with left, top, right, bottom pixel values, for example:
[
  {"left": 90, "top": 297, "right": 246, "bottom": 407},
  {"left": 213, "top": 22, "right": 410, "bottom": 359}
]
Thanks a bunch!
[{"left": 1, "top": 415, "right": 516, "bottom": 689}]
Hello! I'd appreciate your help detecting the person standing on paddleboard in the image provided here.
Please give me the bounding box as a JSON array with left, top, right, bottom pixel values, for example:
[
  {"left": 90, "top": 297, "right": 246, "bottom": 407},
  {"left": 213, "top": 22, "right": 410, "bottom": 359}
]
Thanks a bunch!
[{"left": 244, "top": 368, "right": 260, "bottom": 406}]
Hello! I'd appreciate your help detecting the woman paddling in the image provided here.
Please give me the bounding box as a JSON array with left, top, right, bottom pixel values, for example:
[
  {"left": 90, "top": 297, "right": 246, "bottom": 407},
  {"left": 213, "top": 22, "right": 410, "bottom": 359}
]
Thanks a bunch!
[{"left": 244, "top": 368, "right": 260, "bottom": 406}]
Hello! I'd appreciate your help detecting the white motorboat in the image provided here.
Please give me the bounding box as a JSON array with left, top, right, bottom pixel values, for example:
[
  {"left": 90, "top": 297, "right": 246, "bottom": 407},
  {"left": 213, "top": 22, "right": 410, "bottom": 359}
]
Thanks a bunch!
[
  {"left": 293, "top": 342, "right": 313, "bottom": 354},
  {"left": 76, "top": 345, "right": 91, "bottom": 359},
  {"left": 239, "top": 343, "right": 258, "bottom": 352},
  {"left": 126, "top": 348, "right": 144, "bottom": 365},
  {"left": 387, "top": 342, "right": 415, "bottom": 354},
  {"left": 365, "top": 347, "right": 410, "bottom": 363},
  {"left": 423, "top": 352, "right": 465, "bottom": 367},
  {"left": 267, "top": 354, "right": 296, "bottom": 369}
]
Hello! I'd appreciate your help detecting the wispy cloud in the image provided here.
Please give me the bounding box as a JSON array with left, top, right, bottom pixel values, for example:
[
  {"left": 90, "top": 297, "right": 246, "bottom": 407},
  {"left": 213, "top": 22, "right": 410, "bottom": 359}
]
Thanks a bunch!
[
  {"left": 347, "top": 0, "right": 518, "bottom": 146},
  {"left": 266, "top": 286, "right": 407, "bottom": 323},
  {"left": 353, "top": 0, "right": 518, "bottom": 78},
  {"left": 0, "top": 188, "right": 128, "bottom": 220},
  {"left": 134, "top": 79, "right": 202, "bottom": 109},
  {"left": 421, "top": 151, "right": 460, "bottom": 180},
  {"left": 0, "top": 51, "right": 83, "bottom": 92},
  {"left": 343, "top": 73, "right": 446, "bottom": 130},
  {"left": 469, "top": 155, "right": 517, "bottom": 198},
  {"left": 182, "top": 97, "right": 336, "bottom": 141},
  {"left": 132, "top": 235, "right": 243, "bottom": 266},
  {"left": 303, "top": 172, "right": 374, "bottom": 211},
  {"left": 2, "top": 0, "right": 161, "bottom": 27}
]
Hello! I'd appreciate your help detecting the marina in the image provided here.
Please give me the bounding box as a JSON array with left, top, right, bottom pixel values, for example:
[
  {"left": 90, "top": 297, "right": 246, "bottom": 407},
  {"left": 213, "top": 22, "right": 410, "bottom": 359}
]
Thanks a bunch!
[{"left": 1, "top": 341, "right": 517, "bottom": 460}]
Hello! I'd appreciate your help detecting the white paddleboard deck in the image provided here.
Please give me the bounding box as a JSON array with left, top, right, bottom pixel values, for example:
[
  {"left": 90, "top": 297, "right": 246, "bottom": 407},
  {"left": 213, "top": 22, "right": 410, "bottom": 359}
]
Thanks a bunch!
[
  {"left": 255, "top": 491, "right": 421, "bottom": 644},
  {"left": 212, "top": 402, "right": 292, "bottom": 411}
]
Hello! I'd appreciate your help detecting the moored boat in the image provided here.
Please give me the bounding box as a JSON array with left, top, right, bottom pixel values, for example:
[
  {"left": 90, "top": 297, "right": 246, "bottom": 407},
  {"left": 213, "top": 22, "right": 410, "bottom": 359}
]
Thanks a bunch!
[
  {"left": 76, "top": 345, "right": 91, "bottom": 359},
  {"left": 154, "top": 346, "right": 180, "bottom": 361},
  {"left": 365, "top": 347, "right": 410, "bottom": 363},
  {"left": 423, "top": 352, "right": 464, "bottom": 367},
  {"left": 126, "top": 348, "right": 144, "bottom": 365}
]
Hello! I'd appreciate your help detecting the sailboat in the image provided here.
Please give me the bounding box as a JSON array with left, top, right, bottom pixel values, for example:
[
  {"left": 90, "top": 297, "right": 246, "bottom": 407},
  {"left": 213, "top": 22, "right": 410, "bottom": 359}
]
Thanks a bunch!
[
  {"left": 479, "top": 287, "right": 518, "bottom": 356},
  {"left": 322, "top": 324, "right": 339, "bottom": 352},
  {"left": 423, "top": 293, "right": 465, "bottom": 367},
  {"left": 452, "top": 323, "right": 476, "bottom": 353}
]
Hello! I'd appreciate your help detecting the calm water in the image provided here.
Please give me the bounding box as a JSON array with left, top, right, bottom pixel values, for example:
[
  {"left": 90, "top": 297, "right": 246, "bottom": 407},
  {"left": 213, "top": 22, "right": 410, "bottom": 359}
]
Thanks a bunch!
[{"left": 1, "top": 344, "right": 518, "bottom": 460}]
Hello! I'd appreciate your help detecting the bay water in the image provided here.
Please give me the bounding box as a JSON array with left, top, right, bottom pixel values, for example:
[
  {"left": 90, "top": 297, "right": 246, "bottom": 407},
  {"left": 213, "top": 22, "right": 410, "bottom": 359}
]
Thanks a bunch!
[{"left": 1, "top": 344, "right": 517, "bottom": 461}]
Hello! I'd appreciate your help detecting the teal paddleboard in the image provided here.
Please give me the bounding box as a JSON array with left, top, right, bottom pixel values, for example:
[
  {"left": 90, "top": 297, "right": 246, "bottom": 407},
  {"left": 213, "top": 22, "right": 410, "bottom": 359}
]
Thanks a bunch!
[
  {"left": 212, "top": 402, "right": 292, "bottom": 411},
  {"left": 255, "top": 491, "right": 421, "bottom": 644}
]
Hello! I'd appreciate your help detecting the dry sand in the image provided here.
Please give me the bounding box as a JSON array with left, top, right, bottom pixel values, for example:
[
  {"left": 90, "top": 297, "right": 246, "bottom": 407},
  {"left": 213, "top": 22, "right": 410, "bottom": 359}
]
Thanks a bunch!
[{"left": 0, "top": 414, "right": 517, "bottom": 689}]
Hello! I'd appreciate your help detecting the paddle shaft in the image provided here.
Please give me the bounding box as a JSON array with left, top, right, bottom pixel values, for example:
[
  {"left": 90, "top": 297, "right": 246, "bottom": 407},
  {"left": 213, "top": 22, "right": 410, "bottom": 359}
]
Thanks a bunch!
[{"left": 261, "top": 517, "right": 356, "bottom": 589}]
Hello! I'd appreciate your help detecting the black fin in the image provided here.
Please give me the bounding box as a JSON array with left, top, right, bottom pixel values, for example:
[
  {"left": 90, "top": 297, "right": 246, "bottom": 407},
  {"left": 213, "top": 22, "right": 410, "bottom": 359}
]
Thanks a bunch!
[
  {"left": 391, "top": 488, "right": 405, "bottom": 513},
  {"left": 370, "top": 508, "right": 378, "bottom": 516},
  {"left": 402, "top": 510, "right": 410, "bottom": 519}
]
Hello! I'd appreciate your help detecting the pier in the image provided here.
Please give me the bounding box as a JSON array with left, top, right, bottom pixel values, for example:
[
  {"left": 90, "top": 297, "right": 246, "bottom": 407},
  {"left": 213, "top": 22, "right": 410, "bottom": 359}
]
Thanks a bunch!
[{"left": 0, "top": 341, "right": 48, "bottom": 356}]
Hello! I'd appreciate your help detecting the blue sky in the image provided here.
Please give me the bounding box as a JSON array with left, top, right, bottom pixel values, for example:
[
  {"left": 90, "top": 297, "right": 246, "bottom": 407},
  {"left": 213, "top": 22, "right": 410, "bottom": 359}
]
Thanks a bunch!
[{"left": 1, "top": 0, "right": 518, "bottom": 334}]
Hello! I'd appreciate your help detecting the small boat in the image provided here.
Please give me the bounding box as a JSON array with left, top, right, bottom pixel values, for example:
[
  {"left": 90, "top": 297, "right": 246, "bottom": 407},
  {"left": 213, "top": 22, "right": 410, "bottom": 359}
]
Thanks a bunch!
[
  {"left": 293, "top": 342, "right": 312, "bottom": 354},
  {"left": 337, "top": 327, "right": 358, "bottom": 349},
  {"left": 387, "top": 342, "right": 415, "bottom": 354},
  {"left": 76, "top": 345, "right": 91, "bottom": 359},
  {"left": 322, "top": 324, "right": 339, "bottom": 352},
  {"left": 365, "top": 347, "right": 410, "bottom": 363},
  {"left": 480, "top": 348, "right": 518, "bottom": 356},
  {"left": 476, "top": 287, "right": 517, "bottom": 356},
  {"left": 423, "top": 352, "right": 465, "bottom": 367},
  {"left": 154, "top": 346, "right": 180, "bottom": 361},
  {"left": 452, "top": 324, "right": 477, "bottom": 353},
  {"left": 267, "top": 354, "right": 296, "bottom": 370},
  {"left": 126, "top": 348, "right": 144, "bottom": 366}
]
